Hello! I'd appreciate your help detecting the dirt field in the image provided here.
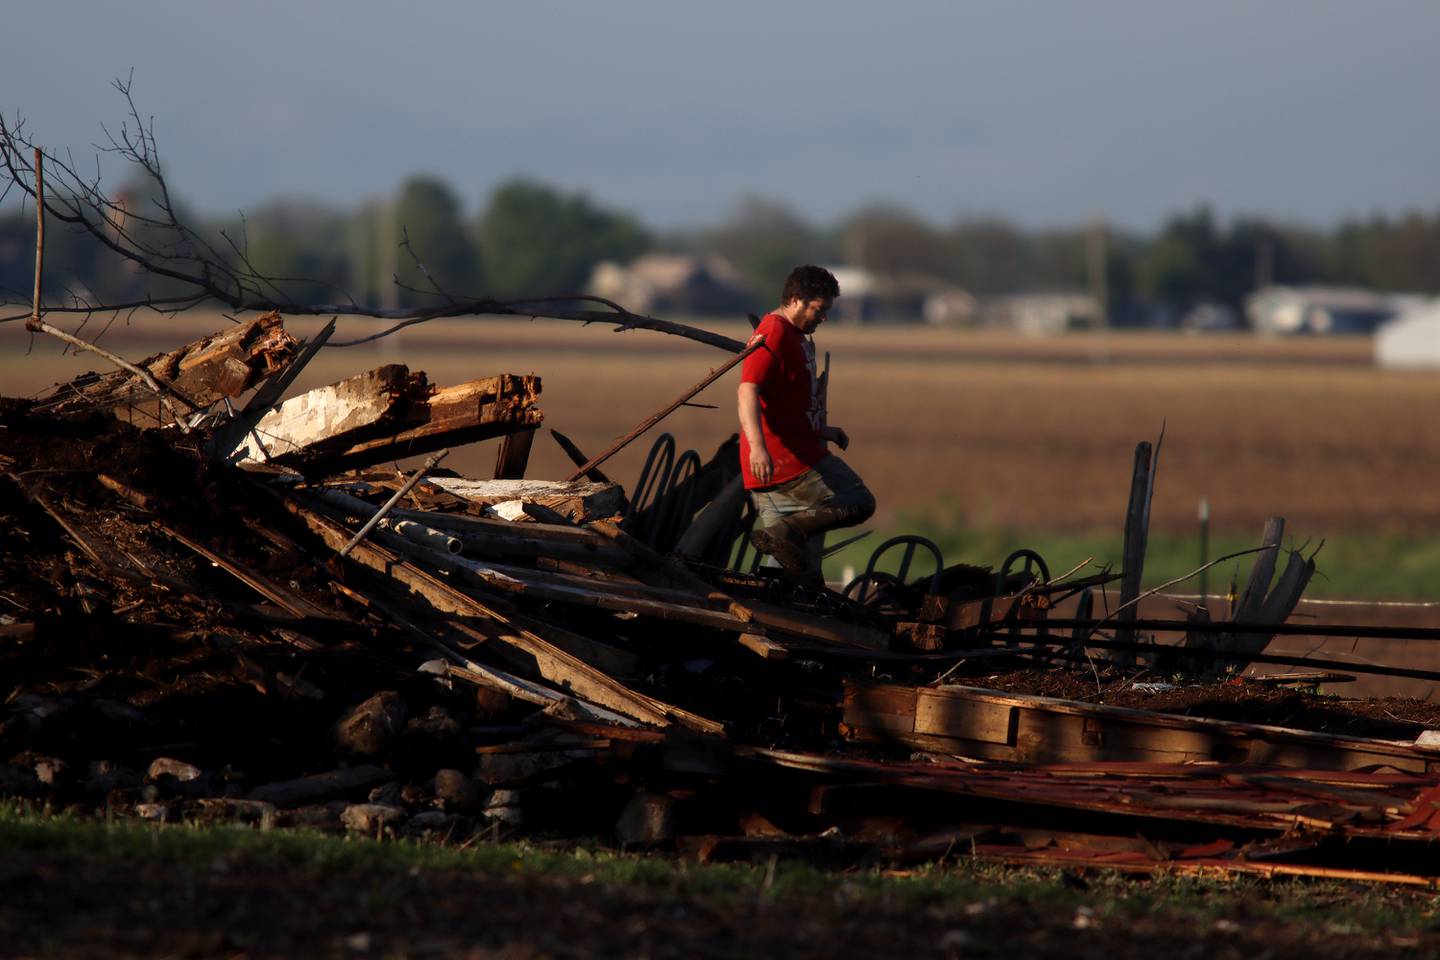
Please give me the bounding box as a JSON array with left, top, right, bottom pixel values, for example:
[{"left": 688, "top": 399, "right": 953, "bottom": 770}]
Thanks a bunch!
[{"left": 5, "top": 311, "right": 1436, "bottom": 540}]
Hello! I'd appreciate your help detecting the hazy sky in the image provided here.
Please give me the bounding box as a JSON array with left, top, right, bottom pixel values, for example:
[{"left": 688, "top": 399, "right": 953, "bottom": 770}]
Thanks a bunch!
[{"left": 9, "top": 1, "right": 1438, "bottom": 230}]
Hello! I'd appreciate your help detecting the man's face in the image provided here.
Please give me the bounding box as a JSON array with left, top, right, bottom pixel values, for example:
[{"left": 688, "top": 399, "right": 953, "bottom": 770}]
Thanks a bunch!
[{"left": 790, "top": 297, "right": 832, "bottom": 334}]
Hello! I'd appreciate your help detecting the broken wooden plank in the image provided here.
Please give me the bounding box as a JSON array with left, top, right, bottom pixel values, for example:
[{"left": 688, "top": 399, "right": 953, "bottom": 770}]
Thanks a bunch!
[
  {"left": 1114, "top": 440, "right": 1153, "bottom": 662},
  {"left": 150, "top": 520, "right": 337, "bottom": 622},
  {"left": 232, "top": 364, "right": 425, "bottom": 464},
  {"left": 841, "top": 681, "right": 1439, "bottom": 773},
  {"left": 494, "top": 427, "right": 536, "bottom": 479},
  {"left": 317, "top": 374, "right": 542, "bottom": 473},
  {"left": 371, "top": 526, "right": 753, "bottom": 633},
  {"left": 281, "top": 493, "right": 724, "bottom": 734},
  {"left": 37, "top": 312, "right": 299, "bottom": 427},
  {"left": 423, "top": 477, "right": 622, "bottom": 524},
  {"left": 742, "top": 597, "right": 890, "bottom": 652}
]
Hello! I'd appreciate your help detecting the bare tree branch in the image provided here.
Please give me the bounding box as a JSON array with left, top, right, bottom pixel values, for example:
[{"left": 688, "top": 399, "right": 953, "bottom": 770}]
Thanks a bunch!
[{"left": 0, "top": 79, "right": 749, "bottom": 355}]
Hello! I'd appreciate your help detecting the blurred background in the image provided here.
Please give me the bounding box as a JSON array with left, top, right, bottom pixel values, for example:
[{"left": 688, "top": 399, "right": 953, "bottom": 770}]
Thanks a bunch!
[{"left": 4, "top": 0, "right": 1440, "bottom": 599}]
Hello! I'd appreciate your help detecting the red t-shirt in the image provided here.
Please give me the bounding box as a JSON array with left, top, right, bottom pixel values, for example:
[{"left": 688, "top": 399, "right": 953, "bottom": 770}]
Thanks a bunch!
[{"left": 739, "top": 313, "right": 826, "bottom": 489}]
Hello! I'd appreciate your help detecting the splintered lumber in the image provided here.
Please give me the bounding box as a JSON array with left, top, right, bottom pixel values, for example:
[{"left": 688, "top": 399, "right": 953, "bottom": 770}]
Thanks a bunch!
[
  {"left": 209, "top": 317, "right": 335, "bottom": 465},
  {"left": 232, "top": 369, "right": 541, "bottom": 471},
  {"left": 151, "top": 520, "right": 338, "bottom": 621},
  {"left": 747, "top": 745, "right": 1440, "bottom": 841},
  {"left": 232, "top": 364, "right": 425, "bottom": 464},
  {"left": 37, "top": 312, "right": 298, "bottom": 426},
  {"left": 840, "top": 681, "right": 1440, "bottom": 773},
  {"left": 371, "top": 525, "right": 752, "bottom": 633},
  {"left": 281, "top": 494, "right": 724, "bottom": 734},
  {"left": 423, "top": 477, "right": 624, "bottom": 524},
  {"left": 322, "top": 374, "right": 542, "bottom": 472}
]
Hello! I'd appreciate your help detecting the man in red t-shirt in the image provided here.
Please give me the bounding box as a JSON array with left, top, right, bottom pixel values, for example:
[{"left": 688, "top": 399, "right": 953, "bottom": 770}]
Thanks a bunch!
[{"left": 738, "top": 265, "right": 875, "bottom": 578}]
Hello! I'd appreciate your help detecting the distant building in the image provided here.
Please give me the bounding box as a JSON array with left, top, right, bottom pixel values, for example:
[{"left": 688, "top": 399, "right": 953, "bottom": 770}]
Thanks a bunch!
[
  {"left": 826, "top": 266, "right": 960, "bottom": 325},
  {"left": 975, "top": 292, "right": 1102, "bottom": 335},
  {"left": 588, "top": 254, "right": 752, "bottom": 316},
  {"left": 1375, "top": 300, "right": 1440, "bottom": 368},
  {"left": 1246, "top": 286, "right": 1397, "bottom": 335}
]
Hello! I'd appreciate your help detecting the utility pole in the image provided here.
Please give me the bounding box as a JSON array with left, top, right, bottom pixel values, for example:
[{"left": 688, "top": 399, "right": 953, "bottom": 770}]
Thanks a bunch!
[
  {"left": 1086, "top": 216, "right": 1109, "bottom": 326},
  {"left": 1086, "top": 216, "right": 1110, "bottom": 363},
  {"left": 1254, "top": 236, "right": 1275, "bottom": 292}
]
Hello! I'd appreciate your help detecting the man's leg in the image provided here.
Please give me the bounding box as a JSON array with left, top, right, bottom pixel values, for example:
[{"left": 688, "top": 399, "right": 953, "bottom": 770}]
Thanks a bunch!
[
  {"left": 750, "top": 477, "right": 826, "bottom": 578},
  {"left": 750, "top": 455, "right": 875, "bottom": 577}
]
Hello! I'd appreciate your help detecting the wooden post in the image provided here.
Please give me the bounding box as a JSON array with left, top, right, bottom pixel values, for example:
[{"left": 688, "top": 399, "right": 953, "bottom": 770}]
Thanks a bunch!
[
  {"left": 27, "top": 148, "right": 43, "bottom": 332},
  {"left": 493, "top": 427, "right": 537, "bottom": 480},
  {"left": 1236, "top": 517, "right": 1285, "bottom": 623},
  {"left": 1114, "top": 441, "right": 1153, "bottom": 660}
]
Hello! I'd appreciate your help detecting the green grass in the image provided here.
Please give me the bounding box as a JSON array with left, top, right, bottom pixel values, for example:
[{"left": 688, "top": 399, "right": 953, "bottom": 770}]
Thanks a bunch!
[
  {"left": 823, "top": 505, "right": 1440, "bottom": 601},
  {"left": 2, "top": 802, "right": 1436, "bottom": 940}
]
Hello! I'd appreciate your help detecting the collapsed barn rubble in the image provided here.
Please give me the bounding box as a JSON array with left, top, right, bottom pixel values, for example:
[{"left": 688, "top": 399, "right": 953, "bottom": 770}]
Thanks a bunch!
[{"left": 8, "top": 314, "right": 1440, "bottom": 889}]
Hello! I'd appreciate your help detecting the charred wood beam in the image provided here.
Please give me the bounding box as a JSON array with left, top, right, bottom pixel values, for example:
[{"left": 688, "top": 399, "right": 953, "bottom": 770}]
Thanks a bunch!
[{"left": 279, "top": 491, "right": 725, "bottom": 734}]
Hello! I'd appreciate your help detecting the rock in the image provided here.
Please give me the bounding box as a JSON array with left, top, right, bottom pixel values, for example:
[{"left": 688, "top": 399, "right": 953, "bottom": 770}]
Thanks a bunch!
[
  {"left": 195, "top": 798, "right": 277, "bottom": 826},
  {"left": 135, "top": 803, "right": 171, "bottom": 822},
  {"left": 91, "top": 699, "right": 145, "bottom": 725},
  {"left": 85, "top": 760, "right": 142, "bottom": 795},
  {"left": 474, "top": 751, "right": 585, "bottom": 786},
  {"left": 481, "top": 789, "right": 524, "bottom": 827},
  {"left": 249, "top": 766, "right": 391, "bottom": 807},
  {"left": 146, "top": 757, "right": 203, "bottom": 783},
  {"left": 400, "top": 782, "right": 431, "bottom": 806},
  {"left": 402, "top": 810, "right": 459, "bottom": 836},
  {"left": 33, "top": 756, "right": 69, "bottom": 786},
  {"left": 334, "top": 692, "right": 407, "bottom": 757},
  {"left": 145, "top": 758, "right": 214, "bottom": 798},
  {"left": 615, "top": 791, "right": 675, "bottom": 846},
  {"left": 367, "top": 781, "right": 403, "bottom": 806},
  {"left": 433, "top": 769, "right": 480, "bottom": 812},
  {"left": 404, "top": 705, "right": 460, "bottom": 739},
  {"left": 340, "top": 803, "right": 406, "bottom": 834}
]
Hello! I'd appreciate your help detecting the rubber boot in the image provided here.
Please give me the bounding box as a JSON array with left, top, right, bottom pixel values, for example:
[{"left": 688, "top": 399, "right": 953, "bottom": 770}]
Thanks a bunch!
[{"left": 750, "top": 520, "right": 812, "bottom": 575}]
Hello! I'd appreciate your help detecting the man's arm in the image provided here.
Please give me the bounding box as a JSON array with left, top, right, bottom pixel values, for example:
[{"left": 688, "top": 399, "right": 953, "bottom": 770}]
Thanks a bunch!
[
  {"left": 737, "top": 382, "right": 772, "bottom": 485},
  {"left": 822, "top": 425, "right": 850, "bottom": 451}
]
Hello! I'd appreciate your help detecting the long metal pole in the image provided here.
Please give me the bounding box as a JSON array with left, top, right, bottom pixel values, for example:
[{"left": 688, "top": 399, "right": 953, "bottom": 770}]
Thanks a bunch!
[
  {"left": 979, "top": 631, "right": 1440, "bottom": 685},
  {"left": 339, "top": 448, "right": 449, "bottom": 557},
  {"left": 1033, "top": 616, "right": 1440, "bottom": 643},
  {"left": 564, "top": 335, "right": 765, "bottom": 482}
]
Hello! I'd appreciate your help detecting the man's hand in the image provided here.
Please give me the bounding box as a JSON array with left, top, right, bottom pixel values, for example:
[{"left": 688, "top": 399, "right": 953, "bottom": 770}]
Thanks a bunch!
[
  {"left": 749, "top": 446, "right": 774, "bottom": 486},
  {"left": 823, "top": 425, "right": 850, "bottom": 451}
]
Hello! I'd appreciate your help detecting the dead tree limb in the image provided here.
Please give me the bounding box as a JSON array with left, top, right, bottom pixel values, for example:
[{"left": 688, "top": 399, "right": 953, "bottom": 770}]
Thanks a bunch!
[
  {"left": 0, "top": 80, "right": 747, "bottom": 355},
  {"left": 28, "top": 148, "right": 42, "bottom": 328}
]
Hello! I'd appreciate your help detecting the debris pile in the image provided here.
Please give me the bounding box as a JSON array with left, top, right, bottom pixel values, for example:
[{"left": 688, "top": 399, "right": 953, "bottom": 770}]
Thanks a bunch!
[{"left": 7, "top": 316, "right": 1440, "bottom": 887}]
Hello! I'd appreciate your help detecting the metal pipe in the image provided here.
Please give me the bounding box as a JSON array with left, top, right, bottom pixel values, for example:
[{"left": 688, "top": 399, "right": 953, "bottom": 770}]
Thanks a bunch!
[
  {"left": 390, "top": 519, "right": 462, "bottom": 555},
  {"left": 339, "top": 448, "right": 448, "bottom": 558},
  {"left": 564, "top": 336, "right": 765, "bottom": 482}
]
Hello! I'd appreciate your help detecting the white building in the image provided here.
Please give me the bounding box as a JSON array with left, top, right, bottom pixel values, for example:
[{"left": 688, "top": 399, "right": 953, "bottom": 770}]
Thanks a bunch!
[
  {"left": 1246, "top": 286, "right": 1396, "bottom": 335},
  {"left": 1376, "top": 300, "right": 1440, "bottom": 368}
]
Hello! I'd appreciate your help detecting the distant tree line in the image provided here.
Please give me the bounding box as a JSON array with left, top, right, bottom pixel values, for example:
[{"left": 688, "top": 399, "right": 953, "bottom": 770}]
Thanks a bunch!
[{"left": 2, "top": 172, "right": 1438, "bottom": 321}]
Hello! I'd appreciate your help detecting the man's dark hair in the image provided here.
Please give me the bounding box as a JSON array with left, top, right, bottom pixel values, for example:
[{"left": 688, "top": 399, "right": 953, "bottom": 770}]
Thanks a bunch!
[{"left": 781, "top": 264, "right": 840, "bottom": 304}]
